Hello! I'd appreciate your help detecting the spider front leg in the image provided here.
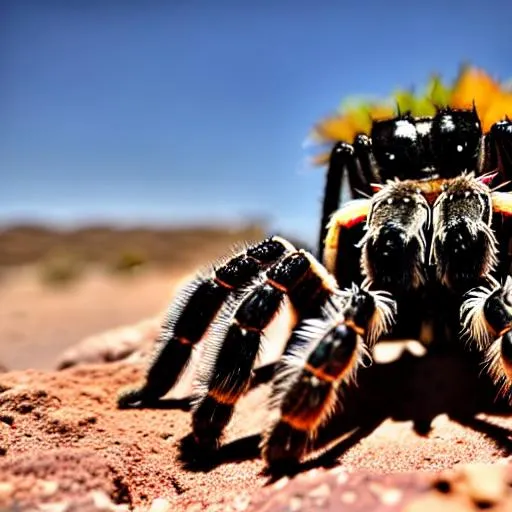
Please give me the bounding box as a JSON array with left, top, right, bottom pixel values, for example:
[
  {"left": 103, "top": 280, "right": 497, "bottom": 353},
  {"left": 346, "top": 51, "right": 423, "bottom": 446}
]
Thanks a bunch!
[
  {"left": 191, "top": 249, "right": 342, "bottom": 450},
  {"left": 261, "top": 284, "right": 395, "bottom": 468},
  {"left": 318, "top": 135, "right": 378, "bottom": 261},
  {"left": 117, "top": 236, "right": 294, "bottom": 408}
]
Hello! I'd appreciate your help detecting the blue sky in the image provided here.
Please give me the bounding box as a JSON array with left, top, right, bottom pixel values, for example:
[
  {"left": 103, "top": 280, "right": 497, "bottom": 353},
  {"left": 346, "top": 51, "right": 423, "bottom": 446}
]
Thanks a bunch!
[{"left": 1, "top": 0, "right": 510, "bottom": 244}]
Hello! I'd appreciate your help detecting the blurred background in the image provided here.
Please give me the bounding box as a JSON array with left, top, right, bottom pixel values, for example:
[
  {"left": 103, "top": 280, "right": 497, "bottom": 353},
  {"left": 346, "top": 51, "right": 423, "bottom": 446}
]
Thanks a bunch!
[{"left": 0, "top": 0, "right": 510, "bottom": 370}]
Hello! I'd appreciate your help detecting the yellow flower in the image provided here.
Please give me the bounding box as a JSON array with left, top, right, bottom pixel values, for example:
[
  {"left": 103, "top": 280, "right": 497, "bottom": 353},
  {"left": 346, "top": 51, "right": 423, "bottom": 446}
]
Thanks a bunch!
[
  {"left": 311, "top": 105, "right": 394, "bottom": 165},
  {"left": 450, "top": 67, "right": 512, "bottom": 132}
]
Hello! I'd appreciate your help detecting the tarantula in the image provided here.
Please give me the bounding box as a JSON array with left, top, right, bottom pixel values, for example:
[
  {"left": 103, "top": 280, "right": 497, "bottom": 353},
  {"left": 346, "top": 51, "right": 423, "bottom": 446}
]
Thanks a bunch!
[{"left": 118, "top": 107, "right": 512, "bottom": 470}]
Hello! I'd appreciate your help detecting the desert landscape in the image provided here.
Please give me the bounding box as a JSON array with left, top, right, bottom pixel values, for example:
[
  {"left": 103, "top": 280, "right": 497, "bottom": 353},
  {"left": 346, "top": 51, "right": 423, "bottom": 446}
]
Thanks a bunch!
[
  {"left": 4, "top": 0, "right": 512, "bottom": 508},
  {"left": 0, "top": 224, "right": 265, "bottom": 371},
  {"left": 1, "top": 225, "right": 512, "bottom": 511}
]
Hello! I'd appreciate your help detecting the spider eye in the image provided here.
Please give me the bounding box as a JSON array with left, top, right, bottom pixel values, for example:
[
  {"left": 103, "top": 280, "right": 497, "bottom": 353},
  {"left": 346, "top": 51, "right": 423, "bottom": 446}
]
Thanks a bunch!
[
  {"left": 371, "top": 117, "right": 421, "bottom": 181},
  {"left": 431, "top": 109, "right": 482, "bottom": 177}
]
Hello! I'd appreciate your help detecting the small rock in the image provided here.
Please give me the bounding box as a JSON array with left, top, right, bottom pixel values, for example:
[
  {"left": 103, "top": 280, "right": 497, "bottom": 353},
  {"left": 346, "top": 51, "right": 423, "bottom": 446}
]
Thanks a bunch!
[
  {"left": 308, "top": 482, "right": 331, "bottom": 506},
  {"left": 148, "top": 497, "right": 172, "bottom": 512},
  {"left": 233, "top": 493, "right": 251, "bottom": 511},
  {"left": 56, "top": 317, "right": 161, "bottom": 369},
  {"left": 289, "top": 496, "right": 303, "bottom": 511},
  {"left": 37, "top": 479, "right": 59, "bottom": 498},
  {"left": 454, "top": 463, "right": 507, "bottom": 506},
  {"left": 0, "top": 481, "right": 13, "bottom": 503},
  {"left": 38, "top": 502, "right": 69, "bottom": 512},
  {"left": 339, "top": 490, "right": 357, "bottom": 504}
]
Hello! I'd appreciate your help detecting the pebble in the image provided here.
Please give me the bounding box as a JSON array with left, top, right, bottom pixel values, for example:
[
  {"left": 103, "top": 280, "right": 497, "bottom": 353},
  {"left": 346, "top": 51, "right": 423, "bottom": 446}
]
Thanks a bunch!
[
  {"left": 455, "top": 463, "right": 507, "bottom": 506},
  {"left": 0, "top": 482, "right": 13, "bottom": 502},
  {"left": 37, "top": 480, "right": 59, "bottom": 498},
  {"left": 148, "top": 497, "right": 172, "bottom": 512}
]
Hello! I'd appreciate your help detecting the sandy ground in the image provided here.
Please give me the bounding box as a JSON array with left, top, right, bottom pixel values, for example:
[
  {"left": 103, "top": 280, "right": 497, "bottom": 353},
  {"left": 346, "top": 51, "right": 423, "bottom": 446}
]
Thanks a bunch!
[
  {"left": 2, "top": 351, "right": 512, "bottom": 511},
  {"left": 1, "top": 262, "right": 512, "bottom": 510},
  {"left": 0, "top": 224, "right": 265, "bottom": 371},
  {"left": 0, "top": 267, "right": 182, "bottom": 371}
]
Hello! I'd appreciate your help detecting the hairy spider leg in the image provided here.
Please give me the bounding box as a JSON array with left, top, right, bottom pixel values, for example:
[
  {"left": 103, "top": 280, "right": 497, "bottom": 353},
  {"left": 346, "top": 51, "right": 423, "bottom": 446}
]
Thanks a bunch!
[
  {"left": 318, "top": 142, "right": 355, "bottom": 263},
  {"left": 461, "top": 278, "right": 512, "bottom": 396},
  {"left": 461, "top": 188, "right": 512, "bottom": 397},
  {"left": 318, "top": 136, "right": 379, "bottom": 262},
  {"left": 117, "top": 236, "right": 294, "bottom": 408},
  {"left": 191, "top": 249, "right": 340, "bottom": 450},
  {"left": 261, "top": 285, "right": 395, "bottom": 468}
]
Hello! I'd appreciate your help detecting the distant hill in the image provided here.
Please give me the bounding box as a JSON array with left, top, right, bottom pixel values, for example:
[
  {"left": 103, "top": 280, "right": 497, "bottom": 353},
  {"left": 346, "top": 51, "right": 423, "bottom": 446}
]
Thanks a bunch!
[{"left": 0, "top": 224, "right": 266, "bottom": 268}]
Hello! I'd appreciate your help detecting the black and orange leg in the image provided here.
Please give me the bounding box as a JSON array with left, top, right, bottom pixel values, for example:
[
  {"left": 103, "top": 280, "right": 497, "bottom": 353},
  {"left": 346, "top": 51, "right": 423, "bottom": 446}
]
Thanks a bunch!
[
  {"left": 460, "top": 185, "right": 512, "bottom": 396},
  {"left": 261, "top": 284, "right": 395, "bottom": 469},
  {"left": 318, "top": 136, "right": 378, "bottom": 262},
  {"left": 190, "top": 250, "right": 342, "bottom": 450},
  {"left": 322, "top": 198, "right": 369, "bottom": 288},
  {"left": 117, "top": 237, "right": 293, "bottom": 408},
  {"left": 461, "top": 278, "right": 512, "bottom": 399},
  {"left": 318, "top": 142, "right": 356, "bottom": 262}
]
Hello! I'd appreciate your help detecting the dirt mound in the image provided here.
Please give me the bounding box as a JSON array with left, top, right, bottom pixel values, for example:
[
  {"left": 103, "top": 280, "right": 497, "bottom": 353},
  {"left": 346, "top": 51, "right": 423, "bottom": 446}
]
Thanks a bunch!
[
  {"left": 0, "top": 364, "right": 267, "bottom": 511},
  {"left": 1, "top": 342, "right": 512, "bottom": 511}
]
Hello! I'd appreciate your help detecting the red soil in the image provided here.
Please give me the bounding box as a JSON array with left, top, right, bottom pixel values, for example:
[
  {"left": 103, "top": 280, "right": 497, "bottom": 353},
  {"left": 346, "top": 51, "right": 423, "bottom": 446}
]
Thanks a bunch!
[
  {"left": 1, "top": 346, "right": 512, "bottom": 511},
  {"left": 1, "top": 261, "right": 512, "bottom": 511}
]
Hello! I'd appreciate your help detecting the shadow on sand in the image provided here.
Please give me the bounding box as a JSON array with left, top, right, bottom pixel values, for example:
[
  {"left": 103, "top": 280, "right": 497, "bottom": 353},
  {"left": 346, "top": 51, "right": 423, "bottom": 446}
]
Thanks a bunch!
[{"left": 137, "top": 344, "right": 512, "bottom": 475}]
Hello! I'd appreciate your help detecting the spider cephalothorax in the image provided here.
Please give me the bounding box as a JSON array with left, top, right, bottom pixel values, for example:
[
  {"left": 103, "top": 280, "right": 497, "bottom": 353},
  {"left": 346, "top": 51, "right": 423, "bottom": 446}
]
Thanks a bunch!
[
  {"left": 319, "top": 107, "right": 512, "bottom": 262},
  {"left": 117, "top": 106, "right": 512, "bottom": 473}
]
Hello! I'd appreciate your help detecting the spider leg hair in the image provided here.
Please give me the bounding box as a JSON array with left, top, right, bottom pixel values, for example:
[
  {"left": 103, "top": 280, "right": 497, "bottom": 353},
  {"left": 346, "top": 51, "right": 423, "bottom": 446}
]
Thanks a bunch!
[
  {"left": 117, "top": 236, "right": 294, "bottom": 408},
  {"left": 190, "top": 249, "right": 342, "bottom": 450},
  {"left": 462, "top": 276, "right": 512, "bottom": 399},
  {"left": 461, "top": 281, "right": 501, "bottom": 350},
  {"left": 260, "top": 284, "right": 396, "bottom": 468},
  {"left": 485, "top": 331, "right": 512, "bottom": 400}
]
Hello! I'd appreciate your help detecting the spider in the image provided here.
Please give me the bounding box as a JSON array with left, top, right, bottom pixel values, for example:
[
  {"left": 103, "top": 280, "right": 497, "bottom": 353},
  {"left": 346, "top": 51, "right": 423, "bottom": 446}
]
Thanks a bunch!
[{"left": 118, "top": 106, "right": 512, "bottom": 471}]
